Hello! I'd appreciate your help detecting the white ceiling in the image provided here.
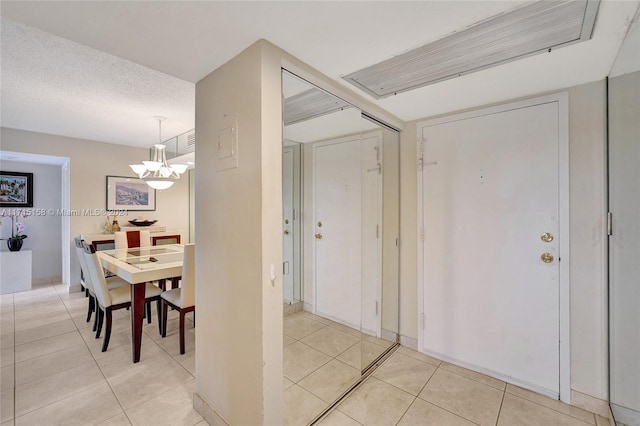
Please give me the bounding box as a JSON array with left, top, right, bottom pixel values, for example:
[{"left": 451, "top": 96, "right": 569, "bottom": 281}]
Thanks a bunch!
[{"left": 1, "top": 1, "right": 638, "bottom": 148}]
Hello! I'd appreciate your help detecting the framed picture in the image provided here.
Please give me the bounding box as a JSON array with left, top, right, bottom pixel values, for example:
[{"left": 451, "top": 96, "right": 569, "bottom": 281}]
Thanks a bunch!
[
  {"left": 106, "top": 176, "right": 156, "bottom": 211},
  {"left": 0, "top": 171, "right": 34, "bottom": 207}
]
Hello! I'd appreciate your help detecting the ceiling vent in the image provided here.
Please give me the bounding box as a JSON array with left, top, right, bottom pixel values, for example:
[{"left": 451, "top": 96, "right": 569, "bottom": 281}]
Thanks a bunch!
[
  {"left": 343, "top": 0, "right": 600, "bottom": 98},
  {"left": 284, "top": 88, "right": 351, "bottom": 125}
]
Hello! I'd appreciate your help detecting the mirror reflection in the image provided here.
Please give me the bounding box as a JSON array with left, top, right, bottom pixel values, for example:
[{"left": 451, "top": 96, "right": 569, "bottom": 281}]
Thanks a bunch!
[
  {"left": 607, "top": 5, "right": 640, "bottom": 425},
  {"left": 282, "top": 70, "right": 400, "bottom": 424}
]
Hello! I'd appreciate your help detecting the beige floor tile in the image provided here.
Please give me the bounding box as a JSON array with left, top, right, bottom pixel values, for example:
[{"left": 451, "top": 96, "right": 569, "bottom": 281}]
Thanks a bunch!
[
  {"left": 284, "top": 341, "right": 331, "bottom": 382},
  {"left": 337, "top": 341, "right": 389, "bottom": 370},
  {"left": 177, "top": 351, "right": 196, "bottom": 376},
  {"left": 418, "top": 368, "right": 503, "bottom": 426},
  {"left": 301, "top": 326, "right": 360, "bottom": 357},
  {"left": 15, "top": 344, "right": 94, "bottom": 385},
  {"left": 126, "top": 379, "right": 202, "bottom": 426},
  {"left": 14, "top": 330, "right": 84, "bottom": 363},
  {"left": 396, "top": 346, "right": 442, "bottom": 367},
  {"left": 108, "top": 355, "right": 193, "bottom": 410},
  {"left": 284, "top": 384, "right": 328, "bottom": 426},
  {"left": 398, "top": 398, "right": 476, "bottom": 426},
  {"left": 361, "top": 333, "right": 392, "bottom": 348},
  {"left": 326, "top": 322, "right": 363, "bottom": 338},
  {"left": 1, "top": 366, "right": 14, "bottom": 423},
  {"left": 440, "top": 361, "right": 506, "bottom": 391},
  {"left": 298, "top": 311, "right": 332, "bottom": 325},
  {"left": 14, "top": 318, "right": 77, "bottom": 346},
  {"left": 15, "top": 382, "right": 122, "bottom": 426},
  {"left": 498, "top": 393, "right": 594, "bottom": 426},
  {"left": 283, "top": 334, "right": 296, "bottom": 347},
  {"left": 595, "top": 415, "right": 611, "bottom": 426},
  {"left": 284, "top": 314, "right": 326, "bottom": 340},
  {"left": 284, "top": 377, "right": 295, "bottom": 390},
  {"left": 15, "top": 360, "right": 104, "bottom": 417},
  {"left": 299, "top": 359, "right": 361, "bottom": 403},
  {"left": 374, "top": 352, "right": 437, "bottom": 396},
  {"left": 318, "top": 409, "right": 363, "bottom": 426},
  {"left": 0, "top": 330, "right": 14, "bottom": 349},
  {"left": 506, "top": 384, "right": 596, "bottom": 424},
  {"left": 1, "top": 346, "right": 14, "bottom": 368},
  {"left": 155, "top": 325, "right": 196, "bottom": 358},
  {"left": 95, "top": 338, "right": 171, "bottom": 380},
  {"left": 338, "top": 377, "right": 414, "bottom": 426},
  {"left": 193, "top": 421, "right": 209, "bottom": 426},
  {"left": 96, "top": 413, "right": 133, "bottom": 425}
]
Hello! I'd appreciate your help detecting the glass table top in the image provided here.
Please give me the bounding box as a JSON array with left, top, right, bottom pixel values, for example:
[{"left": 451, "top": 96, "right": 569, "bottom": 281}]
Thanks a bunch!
[{"left": 101, "top": 244, "right": 183, "bottom": 270}]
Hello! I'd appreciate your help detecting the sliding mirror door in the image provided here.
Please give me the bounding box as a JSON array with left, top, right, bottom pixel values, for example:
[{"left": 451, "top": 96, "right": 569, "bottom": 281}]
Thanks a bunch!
[
  {"left": 282, "top": 69, "right": 400, "bottom": 424},
  {"left": 608, "top": 5, "right": 640, "bottom": 425}
]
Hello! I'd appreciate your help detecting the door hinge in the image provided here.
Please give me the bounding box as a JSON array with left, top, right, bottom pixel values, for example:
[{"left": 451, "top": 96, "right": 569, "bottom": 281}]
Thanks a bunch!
[
  {"left": 376, "top": 224, "right": 380, "bottom": 238},
  {"left": 396, "top": 238, "right": 399, "bottom": 247},
  {"left": 418, "top": 139, "right": 425, "bottom": 170},
  {"left": 607, "top": 211, "right": 613, "bottom": 236}
]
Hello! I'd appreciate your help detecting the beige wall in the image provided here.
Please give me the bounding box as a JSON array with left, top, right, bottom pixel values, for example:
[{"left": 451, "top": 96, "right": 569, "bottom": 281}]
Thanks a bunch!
[
  {"left": 0, "top": 127, "right": 190, "bottom": 288},
  {"left": 194, "top": 40, "right": 283, "bottom": 425},
  {"left": 399, "top": 80, "right": 608, "bottom": 400}
]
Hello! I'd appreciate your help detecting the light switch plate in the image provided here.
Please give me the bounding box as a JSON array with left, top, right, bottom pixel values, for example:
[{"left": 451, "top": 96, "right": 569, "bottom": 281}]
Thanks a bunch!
[{"left": 216, "top": 120, "right": 238, "bottom": 170}]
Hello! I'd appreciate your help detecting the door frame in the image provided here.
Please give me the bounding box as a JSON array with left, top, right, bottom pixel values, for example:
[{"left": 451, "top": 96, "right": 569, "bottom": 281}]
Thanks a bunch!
[
  {"left": 416, "top": 92, "right": 570, "bottom": 402},
  {"left": 310, "top": 130, "right": 383, "bottom": 335}
]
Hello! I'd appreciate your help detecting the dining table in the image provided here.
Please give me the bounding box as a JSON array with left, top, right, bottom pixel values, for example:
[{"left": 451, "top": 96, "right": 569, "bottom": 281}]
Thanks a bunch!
[{"left": 97, "top": 244, "right": 184, "bottom": 363}]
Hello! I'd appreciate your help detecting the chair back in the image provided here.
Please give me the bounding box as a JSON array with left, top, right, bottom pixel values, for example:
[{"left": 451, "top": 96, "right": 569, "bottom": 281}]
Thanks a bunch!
[
  {"left": 115, "top": 230, "right": 151, "bottom": 250},
  {"left": 74, "top": 237, "right": 93, "bottom": 293},
  {"left": 180, "top": 244, "right": 196, "bottom": 308},
  {"left": 82, "top": 243, "right": 112, "bottom": 308}
]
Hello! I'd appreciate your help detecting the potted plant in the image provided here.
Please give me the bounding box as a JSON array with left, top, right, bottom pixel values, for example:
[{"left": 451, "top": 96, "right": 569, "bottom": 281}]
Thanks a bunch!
[{"left": 2, "top": 213, "right": 28, "bottom": 251}]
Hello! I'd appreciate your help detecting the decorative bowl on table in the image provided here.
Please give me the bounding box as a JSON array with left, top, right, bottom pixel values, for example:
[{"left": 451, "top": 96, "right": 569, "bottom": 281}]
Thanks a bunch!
[{"left": 128, "top": 220, "right": 158, "bottom": 227}]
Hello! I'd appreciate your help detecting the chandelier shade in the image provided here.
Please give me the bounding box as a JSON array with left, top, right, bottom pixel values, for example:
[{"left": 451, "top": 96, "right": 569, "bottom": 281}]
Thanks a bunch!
[{"left": 129, "top": 117, "right": 187, "bottom": 189}]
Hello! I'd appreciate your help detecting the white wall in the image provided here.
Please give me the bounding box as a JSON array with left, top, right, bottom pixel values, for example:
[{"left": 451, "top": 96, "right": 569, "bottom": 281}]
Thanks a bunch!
[
  {"left": 0, "top": 128, "right": 190, "bottom": 289},
  {"left": 0, "top": 160, "right": 61, "bottom": 281}
]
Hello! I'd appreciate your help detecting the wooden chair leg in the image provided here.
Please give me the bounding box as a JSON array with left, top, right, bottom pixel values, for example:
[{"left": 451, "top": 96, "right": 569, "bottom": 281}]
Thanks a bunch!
[
  {"left": 146, "top": 301, "right": 152, "bottom": 324},
  {"left": 96, "top": 308, "right": 104, "bottom": 338},
  {"left": 179, "top": 309, "right": 185, "bottom": 355},
  {"left": 92, "top": 302, "right": 99, "bottom": 332},
  {"left": 156, "top": 299, "right": 162, "bottom": 335},
  {"left": 192, "top": 311, "right": 195, "bottom": 328},
  {"left": 161, "top": 300, "right": 168, "bottom": 337},
  {"left": 101, "top": 308, "right": 113, "bottom": 352},
  {"left": 86, "top": 295, "right": 94, "bottom": 323}
]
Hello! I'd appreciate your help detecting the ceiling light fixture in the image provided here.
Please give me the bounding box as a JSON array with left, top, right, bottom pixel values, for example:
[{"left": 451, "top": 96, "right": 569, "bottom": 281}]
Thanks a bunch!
[{"left": 129, "top": 116, "right": 187, "bottom": 190}]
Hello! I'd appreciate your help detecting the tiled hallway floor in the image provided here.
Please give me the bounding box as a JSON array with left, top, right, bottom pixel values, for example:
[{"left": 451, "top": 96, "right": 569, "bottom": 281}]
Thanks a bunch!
[
  {"left": 1, "top": 282, "right": 204, "bottom": 426},
  {"left": 2, "top": 284, "right": 612, "bottom": 426},
  {"left": 283, "top": 312, "right": 612, "bottom": 426}
]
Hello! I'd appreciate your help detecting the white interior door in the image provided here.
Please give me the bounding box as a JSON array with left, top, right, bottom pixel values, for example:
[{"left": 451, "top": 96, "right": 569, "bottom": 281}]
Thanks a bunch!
[
  {"left": 420, "top": 100, "right": 562, "bottom": 398},
  {"left": 314, "top": 139, "right": 362, "bottom": 329},
  {"left": 283, "top": 147, "right": 294, "bottom": 304}
]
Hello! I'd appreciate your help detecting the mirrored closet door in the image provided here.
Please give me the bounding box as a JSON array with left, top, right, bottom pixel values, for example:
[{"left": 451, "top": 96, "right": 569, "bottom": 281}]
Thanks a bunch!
[{"left": 282, "top": 70, "right": 400, "bottom": 424}]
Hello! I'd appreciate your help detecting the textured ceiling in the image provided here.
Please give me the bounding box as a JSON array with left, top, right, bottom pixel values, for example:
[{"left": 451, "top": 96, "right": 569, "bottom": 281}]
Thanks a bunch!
[{"left": 1, "top": 1, "right": 639, "bottom": 147}]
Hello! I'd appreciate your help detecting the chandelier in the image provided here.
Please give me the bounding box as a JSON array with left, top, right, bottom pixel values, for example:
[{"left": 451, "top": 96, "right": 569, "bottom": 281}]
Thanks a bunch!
[{"left": 129, "top": 117, "right": 188, "bottom": 190}]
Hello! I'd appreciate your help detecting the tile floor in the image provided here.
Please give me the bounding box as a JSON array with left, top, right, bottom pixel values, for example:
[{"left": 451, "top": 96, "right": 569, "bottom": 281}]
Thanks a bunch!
[
  {"left": 1, "top": 282, "right": 204, "bottom": 426},
  {"left": 283, "top": 312, "right": 612, "bottom": 426},
  {"left": 2, "top": 284, "right": 613, "bottom": 426}
]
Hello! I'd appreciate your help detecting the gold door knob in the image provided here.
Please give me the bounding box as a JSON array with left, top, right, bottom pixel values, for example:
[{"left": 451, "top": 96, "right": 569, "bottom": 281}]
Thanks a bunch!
[
  {"left": 283, "top": 230, "right": 289, "bottom": 235},
  {"left": 540, "top": 232, "right": 554, "bottom": 243},
  {"left": 541, "top": 253, "right": 554, "bottom": 263},
  {"left": 315, "top": 233, "right": 323, "bottom": 239}
]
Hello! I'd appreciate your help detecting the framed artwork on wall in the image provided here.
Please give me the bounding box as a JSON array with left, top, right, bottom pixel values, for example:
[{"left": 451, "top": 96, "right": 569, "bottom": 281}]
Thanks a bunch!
[
  {"left": 0, "top": 171, "right": 34, "bottom": 207},
  {"left": 106, "top": 176, "right": 156, "bottom": 211}
]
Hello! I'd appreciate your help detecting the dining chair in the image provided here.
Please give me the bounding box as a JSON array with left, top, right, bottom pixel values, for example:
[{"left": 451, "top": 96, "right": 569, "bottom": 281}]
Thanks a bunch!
[
  {"left": 74, "top": 237, "right": 128, "bottom": 327},
  {"left": 114, "top": 230, "right": 151, "bottom": 250},
  {"left": 82, "top": 242, "right": 163, "bottom": 352},
  {"left": 161, "top": 243, "right": 195, "bottom": 355}
]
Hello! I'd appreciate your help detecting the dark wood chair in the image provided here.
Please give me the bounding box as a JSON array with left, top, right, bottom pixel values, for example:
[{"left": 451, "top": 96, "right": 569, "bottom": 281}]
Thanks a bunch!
[{"left": 161, "top": 243, "right": 195, "bottom": 354}]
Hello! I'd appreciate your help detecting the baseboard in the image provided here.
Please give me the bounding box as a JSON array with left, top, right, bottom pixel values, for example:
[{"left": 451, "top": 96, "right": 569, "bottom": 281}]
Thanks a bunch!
[
  {"left": 570, "top": 389, "right": 612, "bottom": 419},
  {"left": 194, "top": 392, "right": 229, "bottom": 426},
  {"left": 381, "top": 329, "right": 398, "bottom": 343},
  {"left": 283, "top": 301, "right": 303, "bottom": 317},
  {"left": 303, "top": 302, "right": 313, "bottom": 313},
  {"left": 67, "top": 283, "right": 83, "bottom": 293},
  {"left": 400, "top": 335, "right": 418, "bottom": 350}
]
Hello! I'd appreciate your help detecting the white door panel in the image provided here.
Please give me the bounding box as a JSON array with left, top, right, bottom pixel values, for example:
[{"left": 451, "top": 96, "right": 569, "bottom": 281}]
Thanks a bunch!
[
  {"left": 422, "top": 102, "right": 560, "bottom": 396},
  {"left": 283, "top": 147, "right": 294, "bottom": 304}
]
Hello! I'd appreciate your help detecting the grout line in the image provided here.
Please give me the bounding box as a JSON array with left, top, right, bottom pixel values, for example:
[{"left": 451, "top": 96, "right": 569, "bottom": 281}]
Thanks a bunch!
[
  {"left": 394, "top": 395, "right": 418, "bottom": 425},
  {"left": 495, "top": 386, "right": 507, "bottom": 426}
]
